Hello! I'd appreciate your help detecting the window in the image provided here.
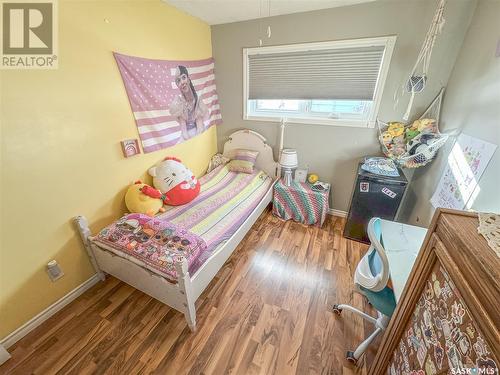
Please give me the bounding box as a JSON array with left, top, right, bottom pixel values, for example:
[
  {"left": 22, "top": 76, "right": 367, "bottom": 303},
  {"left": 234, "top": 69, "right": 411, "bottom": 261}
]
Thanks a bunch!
[{"left": 243, "top": 36, "right": 396, "bottom": 128}]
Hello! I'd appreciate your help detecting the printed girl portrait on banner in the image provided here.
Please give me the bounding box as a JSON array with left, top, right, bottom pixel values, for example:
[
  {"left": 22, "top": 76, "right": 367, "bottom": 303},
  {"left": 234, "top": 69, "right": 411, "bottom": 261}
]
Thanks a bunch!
[
  {"left": 169, "top": 65, "right": 210, "bottom": 140},
  {"left": 113, "top": 53, "right": 222, "bottom": 153}
]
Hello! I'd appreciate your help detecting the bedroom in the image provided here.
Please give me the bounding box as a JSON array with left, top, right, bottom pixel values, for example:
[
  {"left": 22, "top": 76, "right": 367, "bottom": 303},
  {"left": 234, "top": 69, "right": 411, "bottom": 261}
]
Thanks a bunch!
[{"left": 0, "top": 0, "right": 499, "bottom": 373}]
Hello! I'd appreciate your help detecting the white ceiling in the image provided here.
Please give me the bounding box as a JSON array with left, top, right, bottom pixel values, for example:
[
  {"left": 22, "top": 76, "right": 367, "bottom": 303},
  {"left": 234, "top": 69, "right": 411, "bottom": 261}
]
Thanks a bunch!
[{"left": 163, "top": 0, "right": 376, "bottom": 25}]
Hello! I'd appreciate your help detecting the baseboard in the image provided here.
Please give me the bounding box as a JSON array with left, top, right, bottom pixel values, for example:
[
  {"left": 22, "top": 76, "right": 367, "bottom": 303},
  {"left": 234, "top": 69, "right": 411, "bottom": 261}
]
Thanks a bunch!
[
  {"left": 328, "top": 208, "right": 348, "bottom": 218},
  {"left": 0, "top": 345, "right": 11, "bottom": 366},
  {"left": 0, "top": 274, "right": 100, "bottom": 349}
]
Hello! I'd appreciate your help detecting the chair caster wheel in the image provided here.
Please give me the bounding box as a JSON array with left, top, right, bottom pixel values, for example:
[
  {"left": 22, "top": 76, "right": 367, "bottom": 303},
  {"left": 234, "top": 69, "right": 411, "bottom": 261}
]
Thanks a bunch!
[
  {"left": 346, "top": 351, "right": 357, "bottom": 364},
  {"left": 332, "top": 304, "right": 342, "bottom": 315}
]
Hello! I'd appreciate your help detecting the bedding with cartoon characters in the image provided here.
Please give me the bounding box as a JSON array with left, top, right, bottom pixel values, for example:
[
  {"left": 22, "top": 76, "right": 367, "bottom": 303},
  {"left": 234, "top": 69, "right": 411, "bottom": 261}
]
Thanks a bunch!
[{"left": 93, "top": 164, "right": 272, "bottom": 281}]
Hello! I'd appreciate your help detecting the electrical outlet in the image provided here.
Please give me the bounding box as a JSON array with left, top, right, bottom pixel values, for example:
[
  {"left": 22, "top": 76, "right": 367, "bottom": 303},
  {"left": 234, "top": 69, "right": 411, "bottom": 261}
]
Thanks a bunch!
[{"left": 47, "top": 260, "right": 64, "bottom": 282}]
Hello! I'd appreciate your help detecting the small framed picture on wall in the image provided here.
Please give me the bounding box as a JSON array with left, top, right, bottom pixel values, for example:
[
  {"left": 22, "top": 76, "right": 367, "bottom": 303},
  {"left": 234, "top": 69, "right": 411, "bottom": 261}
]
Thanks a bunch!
[{"left": 121, "top": 139, "right": 141, "bottom": 158}]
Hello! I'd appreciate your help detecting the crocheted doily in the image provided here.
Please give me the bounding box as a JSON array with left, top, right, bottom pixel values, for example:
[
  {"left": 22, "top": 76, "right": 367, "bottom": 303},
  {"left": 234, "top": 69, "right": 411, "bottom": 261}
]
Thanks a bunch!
[{"left": 477, "top": 212, "right": 500, "bottom": 258}]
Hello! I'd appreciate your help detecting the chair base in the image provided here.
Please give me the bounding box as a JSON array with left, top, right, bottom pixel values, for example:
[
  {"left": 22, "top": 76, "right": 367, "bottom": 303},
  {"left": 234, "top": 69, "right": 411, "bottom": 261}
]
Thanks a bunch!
[
  {"left": 333, "top": 303, "right": 390, "bottom": 364},
  {"left": 346, "top": 350, "right": 358, "bottom": 365}
]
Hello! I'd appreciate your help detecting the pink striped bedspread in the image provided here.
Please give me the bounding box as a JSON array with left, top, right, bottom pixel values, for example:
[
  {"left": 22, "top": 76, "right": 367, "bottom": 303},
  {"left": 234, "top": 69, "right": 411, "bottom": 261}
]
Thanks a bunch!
[{"left": 93, "top": 165, "right": 273, "bottom": 280}]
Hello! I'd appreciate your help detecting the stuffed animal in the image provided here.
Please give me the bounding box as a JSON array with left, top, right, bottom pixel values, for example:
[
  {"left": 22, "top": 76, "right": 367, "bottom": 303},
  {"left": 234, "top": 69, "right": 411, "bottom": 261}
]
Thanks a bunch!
[
  {"left": 387, "top": 122, "right": 405, "bottom": 137},
  {"left": 410, "top": 118, "right": 436, "bottom": 133},
  {"left": 308, "top": 173, "right": 319, "bottom": 184},
  {"left": 413, "top": 143, "right": 434, "bottom": 161},
  {"left": 405, "top": 128, "right": 420, "bottom": 142},
  {"left": 420, "top": 119, "right": 437, "bottom": 134},
  {"left": 148, "top": 157, "right": 200, "bottom": 206},
  {"left": 391, "top": 135, "right": 406, "bottom": 157},
  {"left": 407, "top": 133, "right": 438, "bottom": 155},
  {"left": 125, "top": 181, "right": 165, "bottom": 217},
  {"left": 381, "top": 131, "right": 393, "bottom": 145}
]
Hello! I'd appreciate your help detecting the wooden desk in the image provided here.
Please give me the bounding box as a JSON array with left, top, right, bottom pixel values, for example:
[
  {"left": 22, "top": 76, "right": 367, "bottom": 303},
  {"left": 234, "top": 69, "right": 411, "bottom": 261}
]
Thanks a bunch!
[
  {"left": 380, "top": 219, "right": 427, "bottom": 302},
  {"left": 371, "top": 209, "right": 500, "bottom": 374}
]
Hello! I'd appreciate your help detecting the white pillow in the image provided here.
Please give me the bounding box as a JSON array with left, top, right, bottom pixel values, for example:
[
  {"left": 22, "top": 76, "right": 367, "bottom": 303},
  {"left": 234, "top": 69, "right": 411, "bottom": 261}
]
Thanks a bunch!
[{"left": 207, "top": 153, "right": 230, "bottom": 173}]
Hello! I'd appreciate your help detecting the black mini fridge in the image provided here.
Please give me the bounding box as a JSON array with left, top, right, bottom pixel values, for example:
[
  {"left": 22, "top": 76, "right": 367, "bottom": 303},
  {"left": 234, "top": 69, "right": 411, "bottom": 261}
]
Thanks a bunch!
[{"left": 343, "top": 162, "right": 408, "bottom": 244}]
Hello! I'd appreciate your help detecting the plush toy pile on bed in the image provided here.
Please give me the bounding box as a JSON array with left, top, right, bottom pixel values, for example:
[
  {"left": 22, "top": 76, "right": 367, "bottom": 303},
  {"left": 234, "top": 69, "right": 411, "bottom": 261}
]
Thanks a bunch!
[
  {"left": 125, "top": 157, "right": 201, "bottom": 216},
  {"left": 125, "top": 181, "right": 165, "bottom": 217},
  {"left": 148, "top": 157, "right": 200, "bottom": 206},
  {"left": 380, "top": 118, "right": 438, "bottom": 160}
]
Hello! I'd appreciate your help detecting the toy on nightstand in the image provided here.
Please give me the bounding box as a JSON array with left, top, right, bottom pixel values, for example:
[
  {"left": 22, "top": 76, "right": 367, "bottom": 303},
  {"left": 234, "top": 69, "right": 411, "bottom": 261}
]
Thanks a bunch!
[{"left": 308, "top": 173, "right": 319, "bottom": 184}]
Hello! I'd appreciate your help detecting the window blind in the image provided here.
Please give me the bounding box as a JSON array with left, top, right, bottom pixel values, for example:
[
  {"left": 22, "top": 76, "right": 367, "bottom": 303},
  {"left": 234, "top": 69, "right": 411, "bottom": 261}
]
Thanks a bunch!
[{"left": 248, "top": 45, "right": 386, "bottom": 101}]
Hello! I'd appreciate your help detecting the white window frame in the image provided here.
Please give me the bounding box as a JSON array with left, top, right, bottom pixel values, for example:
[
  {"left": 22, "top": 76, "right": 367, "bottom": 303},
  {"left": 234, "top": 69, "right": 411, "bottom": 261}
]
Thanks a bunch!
[{"left": 242, "top": 35, "right": 397, "bottom": 128}]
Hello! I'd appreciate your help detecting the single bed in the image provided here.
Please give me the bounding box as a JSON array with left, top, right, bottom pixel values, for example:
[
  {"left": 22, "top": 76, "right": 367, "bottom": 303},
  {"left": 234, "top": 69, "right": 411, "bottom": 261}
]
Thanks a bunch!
[{"left": 75, "top": 130, "right": 278, "bottom": 331}]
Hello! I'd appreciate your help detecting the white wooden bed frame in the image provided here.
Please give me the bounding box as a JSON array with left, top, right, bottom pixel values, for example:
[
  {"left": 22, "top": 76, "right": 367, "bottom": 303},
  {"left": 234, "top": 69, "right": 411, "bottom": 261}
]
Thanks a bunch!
[{"left": 75, "top": 130, "right": 278, "bottom": 331}]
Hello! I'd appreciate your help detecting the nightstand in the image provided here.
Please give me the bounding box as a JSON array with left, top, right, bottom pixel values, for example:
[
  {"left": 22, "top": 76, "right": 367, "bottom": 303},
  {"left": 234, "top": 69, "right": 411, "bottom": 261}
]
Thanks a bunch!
[{"left": 272, "top": 179, "right": 330, "bottom": 227}]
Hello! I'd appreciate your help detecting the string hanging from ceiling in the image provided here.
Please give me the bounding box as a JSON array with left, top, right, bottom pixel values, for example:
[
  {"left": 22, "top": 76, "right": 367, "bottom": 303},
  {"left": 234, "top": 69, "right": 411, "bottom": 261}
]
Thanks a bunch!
[{"left": 258, "top": 0, "right": 272, "bottom": 46}]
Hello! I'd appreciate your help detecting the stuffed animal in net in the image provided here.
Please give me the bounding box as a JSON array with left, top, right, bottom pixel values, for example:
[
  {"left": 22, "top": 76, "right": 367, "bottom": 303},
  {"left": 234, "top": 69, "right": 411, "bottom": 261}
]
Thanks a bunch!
[
  {"left": 386, "top": 122, "right": 405, "bottom": 137},
  {"left": 391, "top": 135, "right": 406, "bottom": 157},
  {"left": 125, "top": 181, "right": 165, "bottom": 217},
  {"left": 406, "top": 133, "right": 438, "bottom": 165},
  {"left": 147, "top": 157, "right": 200, "bottom": 206}
]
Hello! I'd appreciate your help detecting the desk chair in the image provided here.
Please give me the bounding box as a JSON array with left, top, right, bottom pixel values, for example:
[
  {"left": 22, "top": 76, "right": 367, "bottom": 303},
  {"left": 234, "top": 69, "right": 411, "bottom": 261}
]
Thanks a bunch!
[{"left": 333, "top": 217, "right": 396, "bottom": 365}]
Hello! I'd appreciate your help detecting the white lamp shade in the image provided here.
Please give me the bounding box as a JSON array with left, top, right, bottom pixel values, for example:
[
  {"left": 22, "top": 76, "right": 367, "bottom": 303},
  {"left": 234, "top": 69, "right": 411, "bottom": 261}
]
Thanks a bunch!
[{"left": 280, "top": 149, "right": 298, "bottom": 168}]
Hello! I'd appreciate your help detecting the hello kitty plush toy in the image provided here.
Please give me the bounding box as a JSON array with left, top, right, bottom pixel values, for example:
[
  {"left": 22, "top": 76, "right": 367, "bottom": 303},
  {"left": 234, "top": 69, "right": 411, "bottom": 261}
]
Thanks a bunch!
[{"left": 147, "top": 157, "right": 200, "bottom": 206}]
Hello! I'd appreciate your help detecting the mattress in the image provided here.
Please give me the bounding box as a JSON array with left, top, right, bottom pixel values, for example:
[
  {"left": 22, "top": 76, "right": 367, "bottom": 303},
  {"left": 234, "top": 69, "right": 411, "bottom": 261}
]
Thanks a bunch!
[{"left": 93, "top": 165, "right": 273, "bottom": 280}]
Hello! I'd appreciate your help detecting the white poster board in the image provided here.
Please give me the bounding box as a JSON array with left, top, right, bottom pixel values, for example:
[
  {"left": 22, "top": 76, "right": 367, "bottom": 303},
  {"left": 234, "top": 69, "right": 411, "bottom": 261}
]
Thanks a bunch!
[{"left": 430, "top": 133, "right": 497, "bottom": 210}]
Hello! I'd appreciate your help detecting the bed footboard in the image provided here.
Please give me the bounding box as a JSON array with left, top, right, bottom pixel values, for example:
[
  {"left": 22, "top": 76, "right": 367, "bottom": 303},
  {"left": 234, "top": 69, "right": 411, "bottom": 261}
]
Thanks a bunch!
[
  {"left": 175, "top": 258, "right": 196, "bottom": 331},
  {"left": 74, "top": 215, "right": 197, "bottom": 331},
  {"left": 74, "top": 215, "right": 106, "bottom": 281}
]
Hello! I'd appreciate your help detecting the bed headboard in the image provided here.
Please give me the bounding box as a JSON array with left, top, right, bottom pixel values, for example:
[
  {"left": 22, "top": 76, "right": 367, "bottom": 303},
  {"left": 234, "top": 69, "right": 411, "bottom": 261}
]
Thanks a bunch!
[{"left": 223, "top": 129, "right": 278, "bottom": 178}]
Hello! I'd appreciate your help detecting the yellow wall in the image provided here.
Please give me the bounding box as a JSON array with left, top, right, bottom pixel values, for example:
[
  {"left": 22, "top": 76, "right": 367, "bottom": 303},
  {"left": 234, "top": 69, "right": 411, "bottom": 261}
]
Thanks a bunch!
[{"left": 0, "top": 0, "right": 216, "bottom": 339}]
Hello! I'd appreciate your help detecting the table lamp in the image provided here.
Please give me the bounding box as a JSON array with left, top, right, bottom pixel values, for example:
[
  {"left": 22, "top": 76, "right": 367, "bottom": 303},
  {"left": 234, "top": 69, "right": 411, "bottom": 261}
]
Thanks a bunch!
[{"left": 280, "top": 149, "right": 298, "bottom": 186}]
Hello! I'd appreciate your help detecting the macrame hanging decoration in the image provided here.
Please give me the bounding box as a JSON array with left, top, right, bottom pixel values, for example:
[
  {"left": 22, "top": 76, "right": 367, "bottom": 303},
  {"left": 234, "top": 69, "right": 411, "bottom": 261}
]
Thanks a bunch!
[{"left": 402, "top": 0, "right": 447, "bottom": 121}]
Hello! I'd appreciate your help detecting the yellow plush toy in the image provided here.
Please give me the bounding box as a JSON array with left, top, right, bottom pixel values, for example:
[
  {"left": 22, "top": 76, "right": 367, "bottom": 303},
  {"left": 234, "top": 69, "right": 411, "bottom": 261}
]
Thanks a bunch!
[
  {"left": 125, "top": 181, "right": 165, "bottom": 217},
  {"left": 308, "top": 173, "right": 319, "bottom": 184},
  {"left": 387, "top": 122, "right": 405, "bottom": 137},
  {"left": 413, "top": 118, "right": 436, "bottom": 132}
]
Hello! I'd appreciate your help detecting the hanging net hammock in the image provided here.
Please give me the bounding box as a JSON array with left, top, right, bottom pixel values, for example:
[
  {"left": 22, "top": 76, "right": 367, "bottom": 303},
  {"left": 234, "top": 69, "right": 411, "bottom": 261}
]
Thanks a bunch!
[
  {"left": 402, "top": 0, "right": 447, "bottom": 121},
  {"left": 378, "top": 88, "right": 449, "bottom": 169}
]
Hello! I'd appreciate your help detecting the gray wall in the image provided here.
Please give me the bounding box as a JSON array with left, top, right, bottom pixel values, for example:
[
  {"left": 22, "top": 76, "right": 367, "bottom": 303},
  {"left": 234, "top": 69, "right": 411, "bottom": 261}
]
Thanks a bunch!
[
  {"left": 211, "top": 0, "right": 476, "bottom": 212},
  {"left": 400, "top": 0, "right": 500, "bottom": 226}
]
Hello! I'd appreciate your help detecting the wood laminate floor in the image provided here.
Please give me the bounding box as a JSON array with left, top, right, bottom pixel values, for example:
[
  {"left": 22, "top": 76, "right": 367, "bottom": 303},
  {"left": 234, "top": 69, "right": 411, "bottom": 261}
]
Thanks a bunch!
[{"left": 1, "top": 209, "right": 379, "bottom": 375}]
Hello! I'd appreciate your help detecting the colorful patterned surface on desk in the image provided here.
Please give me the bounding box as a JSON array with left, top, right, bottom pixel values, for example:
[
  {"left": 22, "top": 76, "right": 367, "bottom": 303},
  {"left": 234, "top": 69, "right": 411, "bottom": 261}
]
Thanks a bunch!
[
  {"left": 388, "top": 261, "right": 498, "bottom": 375},
  {"left": 272, "top": 179, "right": 330, "bottom": 227}
]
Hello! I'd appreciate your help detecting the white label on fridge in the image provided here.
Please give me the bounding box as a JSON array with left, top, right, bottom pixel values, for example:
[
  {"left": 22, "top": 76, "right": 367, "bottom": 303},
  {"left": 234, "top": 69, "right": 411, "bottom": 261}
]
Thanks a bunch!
[{"left": 382, "top": 187, "right": 397, "bottom": 198}]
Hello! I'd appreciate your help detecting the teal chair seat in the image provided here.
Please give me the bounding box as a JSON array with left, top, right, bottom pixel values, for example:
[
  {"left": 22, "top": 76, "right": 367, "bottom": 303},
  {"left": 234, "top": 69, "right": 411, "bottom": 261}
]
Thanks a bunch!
[{"left": 359, "top": 285, "right": 396, "bottom": 317}]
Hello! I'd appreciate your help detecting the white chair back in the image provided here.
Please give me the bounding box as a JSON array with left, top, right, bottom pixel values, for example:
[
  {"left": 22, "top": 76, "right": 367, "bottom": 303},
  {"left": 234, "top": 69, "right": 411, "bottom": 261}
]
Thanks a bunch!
[{"left": 354, "top": 217, "right": 390, "bottom": 292}]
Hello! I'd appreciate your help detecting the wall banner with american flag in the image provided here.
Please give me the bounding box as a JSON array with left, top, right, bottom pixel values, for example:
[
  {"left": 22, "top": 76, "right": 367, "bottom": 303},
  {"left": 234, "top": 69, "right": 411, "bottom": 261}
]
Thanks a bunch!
[{"left": 114, "top": 52, "right": 222, "bottom": 153}]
